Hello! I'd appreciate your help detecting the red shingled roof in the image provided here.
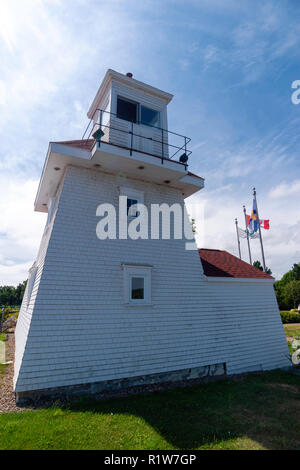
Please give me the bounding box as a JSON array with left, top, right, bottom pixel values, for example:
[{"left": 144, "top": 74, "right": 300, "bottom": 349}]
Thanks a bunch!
[{"left": 199, "top": 249, "right": 273, "bottom": 279}]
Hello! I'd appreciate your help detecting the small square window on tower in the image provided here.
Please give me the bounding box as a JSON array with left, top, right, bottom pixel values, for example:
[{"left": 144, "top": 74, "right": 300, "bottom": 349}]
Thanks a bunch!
[
  {"left": 122, "top": 264, "right": 152, "bottom": 306},
  {"left": 131, "top": 277, "right": 144, "bottom": 299},
  {"left": 120, "top": 187, "right": 144, "bottom": 219}
]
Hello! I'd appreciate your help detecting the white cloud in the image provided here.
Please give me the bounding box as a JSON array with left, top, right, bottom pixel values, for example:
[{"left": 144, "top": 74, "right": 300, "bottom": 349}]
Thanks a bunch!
[
  {"left": 0, "top": 174, "right": 46, "bottom": 285},
  {"left": 0, "top": 0, "right": 90, "bottom": 127},
  {"left": 0, "top": 262, "right": 33, "bottom": 287},
  {"left": 269, "top": 180, "right": 300, "bottom": 199},
  {"left": 203, "top": 45, "right": 219, "bottom": 68}
]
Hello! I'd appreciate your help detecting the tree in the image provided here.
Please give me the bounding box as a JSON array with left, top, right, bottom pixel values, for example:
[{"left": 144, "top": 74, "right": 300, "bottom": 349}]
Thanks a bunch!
[
  {"left": 15, "top": 281, "right": 27, "bottom": 305},
  {"left": 253, "top": 260, "right": 272, "bottom": 275},
  {"left": 283, "top": 280, "right": 300, "bottom": 309},
  {"left": 274, "top": 281, "right": 287, "bottom": 310},
  {"left": 273, "top": 262, "right": 300, "bottom": 310},
  {"left": 280, "top": 262, "right": 300, "bottom": 285},
  {"left": 0, "top": 281, "right": 27, "bottom": 306},
  {"left": 291, "top": 263, "right": 300, "bottom": 280}
]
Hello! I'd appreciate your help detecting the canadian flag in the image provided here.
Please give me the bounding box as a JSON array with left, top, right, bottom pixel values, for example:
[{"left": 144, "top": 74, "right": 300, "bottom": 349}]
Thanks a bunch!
[
  {"left": 260, "top": 219, "right": 270, "bottom": 230},
  {"left": 246, "top": 214, "right": 270, "bottom": 230}
]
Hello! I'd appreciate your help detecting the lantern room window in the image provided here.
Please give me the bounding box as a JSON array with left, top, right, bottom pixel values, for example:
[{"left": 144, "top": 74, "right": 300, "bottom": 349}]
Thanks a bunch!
[
  {"left": 117, "top": 97, "right": 138, "bottom": 123},
  {"left": 140, "top": 105, "right": 160, "bottom": 128},
  {"left": 116, "top": 96, "right": 160, "bottom": 128}
]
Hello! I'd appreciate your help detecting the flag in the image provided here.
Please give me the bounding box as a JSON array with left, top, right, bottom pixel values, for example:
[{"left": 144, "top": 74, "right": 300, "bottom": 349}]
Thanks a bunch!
[
  {"left": 246, "top": 208, "right": 270, "bottom": 232},
  {"left": 238, "top": 226, "right": 259, "bottom": 239},
  {"left": 259, "top": 219, "right": 270, "bottom": 230},
  {"left": 238, "top": 227, "right": 247, "bottom": 239},
  {"left": 247, "top": 199, "right": 258, "bottom": 236}
]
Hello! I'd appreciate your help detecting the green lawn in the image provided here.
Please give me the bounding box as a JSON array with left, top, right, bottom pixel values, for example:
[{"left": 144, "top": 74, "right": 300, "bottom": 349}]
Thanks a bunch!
[
  {"left": 284, "top": 324, "right": 300, "bottom": 354},
  {"left": 0, "top": 370, "right": 299, "bottom": 450},
  {"left": 0, "top": 364, "right": 7, "bottom": 379},
  {"left": 284, "top": 324, "right": 300, "bottom": 339}
]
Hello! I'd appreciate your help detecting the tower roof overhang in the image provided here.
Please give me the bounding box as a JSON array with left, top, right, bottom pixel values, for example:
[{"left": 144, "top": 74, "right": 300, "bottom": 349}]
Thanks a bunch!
[
  {"left": 34, "top": 139, "right": 204, "bottom": 212},
  {"left": 87, "top": 69, "right": 173, "bottom": 119}
]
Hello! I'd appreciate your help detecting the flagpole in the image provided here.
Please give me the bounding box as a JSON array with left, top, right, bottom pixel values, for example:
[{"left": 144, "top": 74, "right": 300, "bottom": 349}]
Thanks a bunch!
[
  {"left": 253, "top": 187, "right": 266, "bottom": 272},
  {"left": 235, "top": 218, "right": 242, "bottom": 259},
  {"left": 243, "top": 205, "right": 252, "bottom": 265}
]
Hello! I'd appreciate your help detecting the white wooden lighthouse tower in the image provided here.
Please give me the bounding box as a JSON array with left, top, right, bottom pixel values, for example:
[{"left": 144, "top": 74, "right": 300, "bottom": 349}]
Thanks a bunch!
[{"left": 14, "top": 70, "right": 289, "bottom": 401}]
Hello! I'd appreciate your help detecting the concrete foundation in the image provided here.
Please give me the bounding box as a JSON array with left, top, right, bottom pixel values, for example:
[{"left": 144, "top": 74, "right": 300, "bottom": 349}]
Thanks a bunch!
[{"left": 16, "top": 362, "right": 226, "bottom": 406}]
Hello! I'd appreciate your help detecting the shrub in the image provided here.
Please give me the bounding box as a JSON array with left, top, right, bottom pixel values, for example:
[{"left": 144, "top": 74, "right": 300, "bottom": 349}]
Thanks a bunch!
[
  {"left": 281, "top": 311, "right": 300, "bottom": 323},
  {"left": 290, "top": 308, "right": 299, "bottom": 313}
]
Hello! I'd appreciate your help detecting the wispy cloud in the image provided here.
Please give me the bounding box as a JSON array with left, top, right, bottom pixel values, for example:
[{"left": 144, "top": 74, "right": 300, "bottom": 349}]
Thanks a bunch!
[
  {"left": 0, "top": 174, "right": 45, "bottom": 284},
  {"left": 269, "top": 180, "right": 300, "bottom": 199}
]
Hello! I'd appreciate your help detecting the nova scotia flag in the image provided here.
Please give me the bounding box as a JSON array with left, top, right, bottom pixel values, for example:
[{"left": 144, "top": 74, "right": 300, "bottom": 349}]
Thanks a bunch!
[{"left": 248, "top": 199, "right": 259, "bottom": 236}]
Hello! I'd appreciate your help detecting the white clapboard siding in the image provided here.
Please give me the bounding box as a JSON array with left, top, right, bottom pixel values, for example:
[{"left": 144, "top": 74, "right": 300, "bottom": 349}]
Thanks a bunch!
[
  {"left": 14, "top": 167, "right": 289, "bottom": 393},
  {"left": 14, "top": 183, "right": 62, "bottom": 387}
]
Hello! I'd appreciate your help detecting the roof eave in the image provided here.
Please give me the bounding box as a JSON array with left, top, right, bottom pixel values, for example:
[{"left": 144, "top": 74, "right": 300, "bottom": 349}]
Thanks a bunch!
[
  {"left": 205, "top": 276, "right": 275, "bottom": 283},
  {"left": 87, "top": 69, "right": 174, "bottom": 119}
]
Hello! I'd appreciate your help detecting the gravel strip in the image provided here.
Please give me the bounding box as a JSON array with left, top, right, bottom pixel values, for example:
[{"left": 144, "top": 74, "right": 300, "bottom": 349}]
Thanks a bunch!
[{"left": 0, "top": 330, "right": 29, "bottom": 414}]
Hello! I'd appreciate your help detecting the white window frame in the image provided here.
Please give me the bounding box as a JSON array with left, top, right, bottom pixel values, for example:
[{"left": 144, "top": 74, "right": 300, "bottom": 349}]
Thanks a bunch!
[
  {"left": 26, "top": 264, "right": 38, "bottom": 308},
  {"left": 122, "top": 264, "right": 152, "bottom": 306},
  {"left": 113, "top": 92, "right": 161, "bottom": 128},
  {"left": 140, "top": 104, "right": 161, "bottom": 128},
  {"left": 45, "top": 197, "right": 57, "bottom": 229},
  {"left": 116, "top": 95, "right": 139, "bottom": 123},
  {"left": 120, "top": 187, "right": 144, "bottom": 220}
]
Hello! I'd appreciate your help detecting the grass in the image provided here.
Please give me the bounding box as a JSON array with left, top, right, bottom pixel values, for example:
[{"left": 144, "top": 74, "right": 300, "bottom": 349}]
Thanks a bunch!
[
  {"left": 0, "top": 370, "right": 299, "bottom": 450},
  {"left": 284, "top": 324, "right": 300, "bottom": 338},
  {"left": 0, "top": 333, "right": 6, "bottom": 342},
  {"left": 0, "top": 363, "right": 8, "bottom": 381},
  {"left": 284, "top": 324, "right": 300, "bottom": 354}
]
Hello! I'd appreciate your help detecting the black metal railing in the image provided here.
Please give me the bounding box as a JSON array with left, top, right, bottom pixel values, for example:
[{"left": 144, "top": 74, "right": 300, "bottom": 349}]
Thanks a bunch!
[{"left": 82, "top": 108, "right": 192, "bottom": 167}]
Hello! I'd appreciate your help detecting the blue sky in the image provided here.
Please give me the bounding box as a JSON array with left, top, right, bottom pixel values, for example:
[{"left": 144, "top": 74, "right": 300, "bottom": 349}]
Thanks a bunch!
[{"left": 1, "top": 0, "right": 300, "bottom": 284}]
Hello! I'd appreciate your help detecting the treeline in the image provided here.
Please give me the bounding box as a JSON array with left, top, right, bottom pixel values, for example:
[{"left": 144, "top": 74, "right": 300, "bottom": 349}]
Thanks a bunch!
[
  {"left": 274, "top": 263, "right": 300, "bottom": 310},
  {"left": 0, "top": 281, "right": 27, "bottom": 306}
]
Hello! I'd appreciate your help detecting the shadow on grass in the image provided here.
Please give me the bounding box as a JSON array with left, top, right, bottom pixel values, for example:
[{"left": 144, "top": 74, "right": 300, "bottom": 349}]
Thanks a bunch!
[{"left": 46, "top": 370, "right": 300, "bottom": 450}]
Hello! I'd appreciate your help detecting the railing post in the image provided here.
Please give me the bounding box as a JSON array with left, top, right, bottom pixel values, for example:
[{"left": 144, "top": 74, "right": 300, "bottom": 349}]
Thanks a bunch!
[
  {"left": 161, "top": 128, "right": 164, "bottom": 164},
  {"left": 98, "top": 110, "right": 103, "bottom": 149}
]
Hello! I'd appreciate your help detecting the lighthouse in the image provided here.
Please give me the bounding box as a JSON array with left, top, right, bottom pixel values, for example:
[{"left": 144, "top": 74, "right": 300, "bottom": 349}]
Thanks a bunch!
[{"left": 14, "top": 70, "right": 289, "bottom": 402}]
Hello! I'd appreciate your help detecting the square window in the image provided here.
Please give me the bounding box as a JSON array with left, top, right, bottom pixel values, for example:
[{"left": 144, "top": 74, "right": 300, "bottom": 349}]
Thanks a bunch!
[
  {"left": 120, "top": 187, "right": 144, "bottom": 220},
  {"left": 122, "top": 265, "right": 152, "bottom": 305},
  {"left": 117, "top": 97, "right": 138, "bottom": 123},
  {"left": 131, "top": 277, "right": 144, "bottom": 299},
  {"left": 127, "top": 198, "right": 139, "bottom": 218}
]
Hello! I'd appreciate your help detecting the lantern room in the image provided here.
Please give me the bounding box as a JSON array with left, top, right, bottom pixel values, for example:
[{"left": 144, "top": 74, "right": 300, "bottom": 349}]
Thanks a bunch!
[{"left": 84, "top": 69, "right": 189, "bottom": 161}]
